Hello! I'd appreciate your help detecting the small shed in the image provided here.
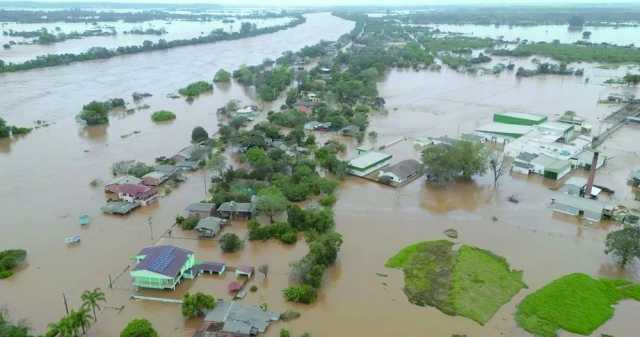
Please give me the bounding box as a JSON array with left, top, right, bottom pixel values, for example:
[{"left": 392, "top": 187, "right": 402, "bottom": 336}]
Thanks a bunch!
[
  {"left": 235, "top": 266, "right": 254, "bottom": 278},
  {"left": 195, "top": 217, "right": 226, "bottom": 238},
  {"left": 191, "top": 262, "right": 226, "bottom": 276}
]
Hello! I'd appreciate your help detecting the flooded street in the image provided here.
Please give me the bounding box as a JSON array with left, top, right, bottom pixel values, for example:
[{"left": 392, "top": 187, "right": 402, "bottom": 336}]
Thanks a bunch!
[{"left": 2, "top": 11, "right": 640, "bottom": 337}]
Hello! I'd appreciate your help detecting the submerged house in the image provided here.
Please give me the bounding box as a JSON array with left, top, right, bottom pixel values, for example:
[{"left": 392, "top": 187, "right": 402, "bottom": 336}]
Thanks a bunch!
[
  {"left": 217, "top": 198, "right": 256, "bottom": 219},
  {"left": 130, "top": 245, "right": 196, "bottom": 290},
  {"left": 105, "top": 175, "right": 142, "bottom": 193},
  {"left": 142, "top": 171, "right": 171, "bottom": 186},
  {"left": 348, "top": 151, "right": 392, "bottom": 177},
  {"left": 116, "top": 184, "right": 158, "bottom": 206},
  {"left": 378, "top": 159, "right": 423, "bottom": 186},
  {"left": 185, "top": 202, "right": 217, "bottom": 218},
  {"left": 195, "top": 301, "right": 279, "bottom": 337},
  {"left": 195, "top": 217, "right": 226, "bottom": 238}
]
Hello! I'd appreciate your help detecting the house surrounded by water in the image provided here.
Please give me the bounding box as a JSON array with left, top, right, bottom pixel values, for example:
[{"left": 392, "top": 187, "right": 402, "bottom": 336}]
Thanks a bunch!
[
  {"left": 130, "top": 245, "right": 196, "bottom": 290},
  {"left": 348, "top": 151, "right": 392, "bottom": 177}
]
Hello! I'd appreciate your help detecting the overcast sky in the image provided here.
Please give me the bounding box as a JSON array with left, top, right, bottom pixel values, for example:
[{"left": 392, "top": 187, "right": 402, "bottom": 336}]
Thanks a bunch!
[{"left": 0, "top": 0, "right": 634, "bottom": 6}]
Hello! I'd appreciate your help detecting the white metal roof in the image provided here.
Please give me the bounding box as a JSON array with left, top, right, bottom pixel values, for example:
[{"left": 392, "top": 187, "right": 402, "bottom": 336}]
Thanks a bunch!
[{"left": 349, "top": 151, "right": 392, "bottom": 169}]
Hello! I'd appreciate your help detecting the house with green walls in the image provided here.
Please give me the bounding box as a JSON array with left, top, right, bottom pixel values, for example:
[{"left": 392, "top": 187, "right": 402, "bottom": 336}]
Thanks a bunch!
[{"left": 130, "top": 245, "right": 196, "bottom": 290}]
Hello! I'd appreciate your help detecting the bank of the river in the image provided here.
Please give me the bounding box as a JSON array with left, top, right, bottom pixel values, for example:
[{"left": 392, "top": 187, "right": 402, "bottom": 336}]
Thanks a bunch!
[
  {"left": 1, "top": 11, "right": 640, "bottom": 337},
  {"left": 0, "top": 17, "right": 296, "bottom": 64}
]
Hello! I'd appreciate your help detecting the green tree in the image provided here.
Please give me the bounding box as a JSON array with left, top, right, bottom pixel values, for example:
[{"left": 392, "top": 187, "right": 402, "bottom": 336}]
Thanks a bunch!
[
  {"left": 213, "top": 69, "right": 231, "bottom": 82},
  {"left": 422, "top": 141, "right": 487, "bottom": 183},
  {"left": 120, "top": 319, "right": 158, "bottom": 337},
  {"left": 219, "top": 233, "right": 243, "bottom": 253},
  {"left": 207, "top": 150, "right": 227, "bottom": 178},
  {"left": 80, "top": 288, "right": 106, "bottom": 322},
  {"left": 255, "top": 186, "right": 289, "bottom": 223},
  {"left": 283, "top": 285, "right": 317, "bottom": 304},
  {"left": 181, "top": 293, "right": 216, "bottom": 318},
  {"left": 605, "top": 225, "right": 640, "bottom": 268},
  {"left": 191, "top": 126, "right": 209, "bottom": 143}
]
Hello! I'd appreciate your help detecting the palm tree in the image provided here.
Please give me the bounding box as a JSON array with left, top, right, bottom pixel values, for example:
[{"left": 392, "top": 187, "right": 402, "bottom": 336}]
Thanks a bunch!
[
  {"left": 69, "top": 309, "right": 92, "bottom": 335},
  {"left": 80, "top": 288, "right": 106, "bottom": 322},
  {"left": 57, "top": 316, "right": 79, "bottom": 337},
  {"left": 46, "top": 321, "right": 63, "bottom": 337}
]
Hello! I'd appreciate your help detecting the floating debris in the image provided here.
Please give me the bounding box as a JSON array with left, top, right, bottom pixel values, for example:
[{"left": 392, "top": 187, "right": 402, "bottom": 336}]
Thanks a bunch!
[{"left": 444, "top": 228, "right": 459, "bottom": 239}]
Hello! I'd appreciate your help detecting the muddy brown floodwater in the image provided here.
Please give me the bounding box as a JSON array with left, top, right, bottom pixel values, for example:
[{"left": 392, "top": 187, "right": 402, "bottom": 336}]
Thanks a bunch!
[{"left": 2, "top": 12, "right": 640, "bottom": 337}]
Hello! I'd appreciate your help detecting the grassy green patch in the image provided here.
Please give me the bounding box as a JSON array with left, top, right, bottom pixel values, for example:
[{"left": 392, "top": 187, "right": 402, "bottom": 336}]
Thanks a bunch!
[
  {"left": 386, "top": 241, "right": 525, "bottom": 324},
  {"left": 450, "top": 246, "right": 526, "bottom": 324},
  {"left": 516, "top": 273, "right": 640, "bottom": 337}
]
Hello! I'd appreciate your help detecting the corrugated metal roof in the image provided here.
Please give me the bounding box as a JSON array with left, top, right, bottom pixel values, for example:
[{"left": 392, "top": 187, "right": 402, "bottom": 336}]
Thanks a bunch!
[
  {"left": 475, "top": 123, "right": 532, "bottom": 136},
  {"left": 349, "top": 151, "right": 392, "bottom": 169}
]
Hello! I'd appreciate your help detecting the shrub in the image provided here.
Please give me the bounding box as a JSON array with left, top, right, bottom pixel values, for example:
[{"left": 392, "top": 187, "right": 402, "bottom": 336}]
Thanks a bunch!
[
  {"left": 179, "top": 81, "right": 213, "bottom": 97},
  {"left": 283, "top": 285, "right": 317, "bottom": 304},
  {"left": 179, "top": 216, "right": 199, "bottom": 230},
  {"left": 151, "top": 110, "right": 176, "bottom": 122},
  {"left": 219, "top": 233, "right": 243, "bottom": 253},
  {"left": 280, "top": 329, "right": 290, "bottom": 337},
  {"left": 181, "top": 292, "right": 216, "bottom": 318},
  {"left": 319, "top": 194, "right": 337, "bottom": 207},
  {"left": 120, "top": 319, "right": 158, "bottom": 337},
  {"left": 250, "top": 285, "right": 258, "bottom": 292}
]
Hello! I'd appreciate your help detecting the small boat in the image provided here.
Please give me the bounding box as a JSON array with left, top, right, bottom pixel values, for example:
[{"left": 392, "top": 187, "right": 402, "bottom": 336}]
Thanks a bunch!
[
  {"left": 79, "top": 215, "right": 90, "bottom": 226},
  {"left": 65, "top": 235, "right": 81, "bottom": 245}
]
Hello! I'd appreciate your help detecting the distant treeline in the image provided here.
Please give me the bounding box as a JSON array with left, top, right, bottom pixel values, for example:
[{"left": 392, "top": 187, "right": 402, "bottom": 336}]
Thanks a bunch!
[
  {"left": 394, "top": 5, "right": 640, "bottom": 26},
  {"left": 0, "top": 17, "right": 305, "bottom": 73},
  {"left": 0, "top": 9, "right": 298, "bottom": 23}
]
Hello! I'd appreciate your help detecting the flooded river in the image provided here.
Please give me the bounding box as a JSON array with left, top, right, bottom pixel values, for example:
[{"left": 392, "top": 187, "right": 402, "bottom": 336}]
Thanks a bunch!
[
  {"left": 1, "top": 12, "right": 640, "bottom": 337},
  {"left": 0, "top": 17, "right": 295, "bottom": 63}
]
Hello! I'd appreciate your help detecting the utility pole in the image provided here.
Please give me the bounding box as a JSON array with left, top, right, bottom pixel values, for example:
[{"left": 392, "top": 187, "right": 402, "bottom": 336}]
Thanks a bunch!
[{"left": 147, "top": 217, "right": 154, "bottom": 242}]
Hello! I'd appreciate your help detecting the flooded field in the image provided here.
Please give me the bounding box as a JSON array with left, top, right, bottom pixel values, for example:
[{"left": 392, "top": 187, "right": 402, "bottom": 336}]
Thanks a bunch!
[
  {"left": 428, "top": 23, "right": 640, "bottom": 46},
  {"left": 0, "top": 17, "right": 295, "bottom": 63},
  {"left": 2, "top": 12, "right": 640, "bottom": 337}
]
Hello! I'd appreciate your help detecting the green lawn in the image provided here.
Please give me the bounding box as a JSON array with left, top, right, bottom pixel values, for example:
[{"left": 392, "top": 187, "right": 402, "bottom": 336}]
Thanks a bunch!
[
  {"left": 386, "top": 240, "right": 525, "bottom": 325},
  {"left": 516, "top": 273, "right": 640, "bottom": 337}
]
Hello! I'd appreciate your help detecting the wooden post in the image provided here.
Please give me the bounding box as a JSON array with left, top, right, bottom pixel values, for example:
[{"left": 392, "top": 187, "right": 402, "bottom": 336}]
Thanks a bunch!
[
  {"left": 62, "top": 292, "right": 69, "bottom": 315},
  {"left": 108, "top": 274, "right": 113, "bottom": 289}
]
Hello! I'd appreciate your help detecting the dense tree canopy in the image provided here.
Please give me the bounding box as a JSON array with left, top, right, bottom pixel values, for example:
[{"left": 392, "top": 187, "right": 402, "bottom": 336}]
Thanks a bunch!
[
  {"left": 605, "top": 225, "right": 640, "bottom": 268},
  {"left": 422, "top": 141, "right": 487, "bottom": 183}
]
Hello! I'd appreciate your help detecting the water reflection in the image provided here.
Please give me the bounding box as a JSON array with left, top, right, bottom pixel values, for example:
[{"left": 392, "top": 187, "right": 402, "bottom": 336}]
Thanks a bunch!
[
  {"left": 78, "top": 124, "right": 108, "bottom": 142},
  {"left": 421, "top": 180, "right": 493, "bottom": 213}
]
